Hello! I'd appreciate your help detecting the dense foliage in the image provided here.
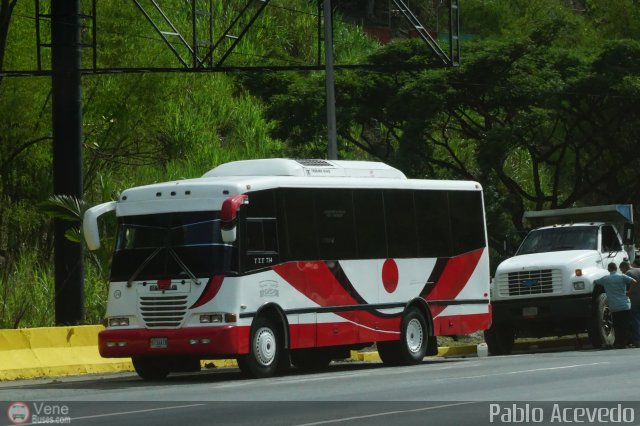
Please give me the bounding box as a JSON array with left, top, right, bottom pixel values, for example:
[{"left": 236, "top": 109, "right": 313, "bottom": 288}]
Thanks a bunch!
[{"left": 0, "top": 0, "right": 639, "bottom": 327}]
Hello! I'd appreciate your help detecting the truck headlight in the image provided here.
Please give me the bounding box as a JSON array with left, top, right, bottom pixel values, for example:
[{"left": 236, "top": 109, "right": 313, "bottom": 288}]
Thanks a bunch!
[{"left": 573, "top": 281, "right": 585, "bottom": 291}]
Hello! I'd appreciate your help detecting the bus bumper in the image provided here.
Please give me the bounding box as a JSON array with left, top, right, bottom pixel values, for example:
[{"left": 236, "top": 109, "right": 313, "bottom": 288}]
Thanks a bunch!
[{"left": 98, "top": 325, "right": 250, "bottom": 358}]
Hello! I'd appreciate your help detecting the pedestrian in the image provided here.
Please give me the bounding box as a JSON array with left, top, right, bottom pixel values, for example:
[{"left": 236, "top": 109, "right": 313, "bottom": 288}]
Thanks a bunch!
[
  {"left": 620, "top": 260, "right": 640, "bottom": 347},
  {"left": 593, "top": 262, "right": 637, "bottom": 349}
]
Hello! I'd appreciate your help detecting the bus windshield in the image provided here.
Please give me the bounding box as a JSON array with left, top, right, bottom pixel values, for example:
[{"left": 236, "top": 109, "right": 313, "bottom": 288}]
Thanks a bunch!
[
  {"left": 516, "top": 226, "right": 598, "bottom": 255},
  {"left": 110, "top": 211, "right": 233, "bottom": 281}
]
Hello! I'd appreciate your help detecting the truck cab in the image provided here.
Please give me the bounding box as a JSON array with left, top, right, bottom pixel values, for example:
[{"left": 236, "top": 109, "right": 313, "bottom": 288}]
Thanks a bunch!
[{"left": 486, "top": 204, "right": 635, "bottom": 355}]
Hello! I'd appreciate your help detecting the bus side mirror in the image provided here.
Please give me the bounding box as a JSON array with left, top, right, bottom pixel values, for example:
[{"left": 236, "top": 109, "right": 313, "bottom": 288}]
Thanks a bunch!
[
  {"left": 221, "top": 194, "right": 248, "bottom": 243},
  {"left": 83, "top": 201, "right": 117, "bottom": 251}
]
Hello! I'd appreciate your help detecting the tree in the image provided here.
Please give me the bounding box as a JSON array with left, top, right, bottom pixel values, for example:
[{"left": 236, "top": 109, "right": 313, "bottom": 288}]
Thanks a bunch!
[{"left": 0, "top": 0, "right": 17, "bottom": 73}]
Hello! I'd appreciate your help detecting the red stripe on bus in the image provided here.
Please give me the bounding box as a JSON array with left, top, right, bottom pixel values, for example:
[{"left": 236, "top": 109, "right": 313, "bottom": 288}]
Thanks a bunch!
[
  {"left": 427, "top": 248, "right": 485, "bottom": 318},
  {"left": 273, "top": 261, "right": 401, "bottom": 332},
  {"left": 189, "top": 275, "right": 225, "bottom": 309}
]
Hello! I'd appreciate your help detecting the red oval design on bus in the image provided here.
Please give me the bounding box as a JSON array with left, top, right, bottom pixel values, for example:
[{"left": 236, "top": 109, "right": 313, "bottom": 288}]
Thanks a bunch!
[{"left": 382, "top": 259, "right": 399, "bottom": 293}]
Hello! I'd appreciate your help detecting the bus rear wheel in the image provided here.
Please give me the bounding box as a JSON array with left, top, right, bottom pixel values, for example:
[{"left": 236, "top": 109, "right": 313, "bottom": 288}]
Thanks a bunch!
[
  {"left": 291, "top": 349, "right": 332, "bottom": 372},
  {"left": 378, "top": 307, "right": 428, "bottom": 366},
  {"left": 237, "top": 316, "right": 282, "bottom": 378},
  {"left": 132, "top": 356, "right": 170, "bottom": 381}
]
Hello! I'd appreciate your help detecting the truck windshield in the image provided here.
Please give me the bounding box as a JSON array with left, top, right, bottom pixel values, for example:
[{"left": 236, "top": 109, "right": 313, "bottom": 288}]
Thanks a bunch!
[
  {"left": 110, "top": 211, "right": 233, "bottom": 281},
  {"left": 516, "top": 226, "right": 598, "bottom": 255}
]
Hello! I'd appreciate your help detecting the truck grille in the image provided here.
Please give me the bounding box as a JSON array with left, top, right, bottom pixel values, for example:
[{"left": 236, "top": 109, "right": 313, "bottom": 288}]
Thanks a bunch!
[
  {"left": 496, "top": 269, "right": 562, "bottom": 296},
  {"left": 139, "top": 295, "right": 188, "bottom": 328}
]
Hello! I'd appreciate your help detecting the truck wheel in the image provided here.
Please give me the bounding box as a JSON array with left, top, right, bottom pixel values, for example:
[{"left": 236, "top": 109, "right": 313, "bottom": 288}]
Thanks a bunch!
[
  {"left": 237, "top": 316, "right": 283, "bottom": 378},
  {"left": 132, "top": 356, "right": 170, "bottom": 380},
  {"left": 484, "top": 324, "right": 515, "bottom": 355},
  {"left": 588, "top": 292, "right": 615, "bottom": 348}
]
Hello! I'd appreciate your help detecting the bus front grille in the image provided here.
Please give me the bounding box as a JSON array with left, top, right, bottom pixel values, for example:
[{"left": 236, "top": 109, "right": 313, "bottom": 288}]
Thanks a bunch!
[{"left": 139, "top": 295, "right": 188, "bottom": 328}]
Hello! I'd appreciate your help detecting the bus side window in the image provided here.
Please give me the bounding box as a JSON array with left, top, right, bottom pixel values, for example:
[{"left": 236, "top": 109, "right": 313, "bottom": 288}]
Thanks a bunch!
[
  {"left": 449, "top": 190, "right": 486, "bottom": 255},
  {"left": 384, "top": 189, "right": 417, "bottom": 258},
  {"left": 353, "top": 190, "right": 387, "bottom": 259},
  {"left": 246, "top": 219, "right": 278, "bottom": 253},
  {"left": 415, "top": 190, "right": 453, "bottom": 258},
  {"left": 282, "top": 189, "right": 318, "bottom": 261},
  {"left": 315, "top": 189, "right": 356, "bottom": 260},
  {"left": 244, "top": 218, "right": 278, "bottom": 271}
]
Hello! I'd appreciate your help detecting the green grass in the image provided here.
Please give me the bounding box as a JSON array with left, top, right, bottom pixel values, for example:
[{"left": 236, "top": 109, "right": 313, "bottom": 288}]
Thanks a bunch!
[
  {"left": 438, "top": 332, "right": 485, "bottom": 347},
  {"left": 0, "top": 251, "right": 107, "bottom": 328}
]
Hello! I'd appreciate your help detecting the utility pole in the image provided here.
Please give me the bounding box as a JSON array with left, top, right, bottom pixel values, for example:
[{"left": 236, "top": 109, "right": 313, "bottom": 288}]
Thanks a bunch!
[
  {"left": 51, "top": 0, "right": 84, "bottom": 325},
  {"left": 323, "top": 0, "right": 338, "bottom": 160}
]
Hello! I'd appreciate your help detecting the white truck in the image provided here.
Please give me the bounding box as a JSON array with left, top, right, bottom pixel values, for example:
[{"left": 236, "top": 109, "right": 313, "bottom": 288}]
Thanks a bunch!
[{"left": 485, "top": 204, "right": 636, "bottom": 355}]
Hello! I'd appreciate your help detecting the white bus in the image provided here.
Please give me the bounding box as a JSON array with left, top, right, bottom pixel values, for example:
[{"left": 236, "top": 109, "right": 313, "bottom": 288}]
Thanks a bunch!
[{"left": 83, "top": 159, "right": 491, "bottom": 379}]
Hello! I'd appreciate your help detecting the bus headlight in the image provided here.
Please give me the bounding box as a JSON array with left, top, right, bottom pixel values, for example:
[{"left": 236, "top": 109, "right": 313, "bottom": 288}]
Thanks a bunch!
[
  {"left": 108, "top": 317, "right": 130, "bottom": 327},
  {"left": 200, "top": 314, "right": 223, "bottom": 323},
  {"left": 199, "top": 313, "right": 237, "bottom": 323}
]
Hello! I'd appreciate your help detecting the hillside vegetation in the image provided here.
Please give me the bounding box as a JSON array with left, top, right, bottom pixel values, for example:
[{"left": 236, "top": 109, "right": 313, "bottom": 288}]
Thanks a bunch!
[{"left": 0, "top": 0, "right": 639, "bottom": 327}]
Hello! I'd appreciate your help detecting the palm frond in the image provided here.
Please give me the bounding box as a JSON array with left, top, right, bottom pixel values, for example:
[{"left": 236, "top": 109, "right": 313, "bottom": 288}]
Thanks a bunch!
[{"left": 40, "top": 195, "right": 87, "bottom": 222}]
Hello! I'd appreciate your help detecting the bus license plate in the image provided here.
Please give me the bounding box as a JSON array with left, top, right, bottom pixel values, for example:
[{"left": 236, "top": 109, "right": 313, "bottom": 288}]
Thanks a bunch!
[
  {"left": 522, "top": 307, "right": 538, "bottom": 318},
  {"left": 150, "top": 337, "right": 168, "bottom": 348}
]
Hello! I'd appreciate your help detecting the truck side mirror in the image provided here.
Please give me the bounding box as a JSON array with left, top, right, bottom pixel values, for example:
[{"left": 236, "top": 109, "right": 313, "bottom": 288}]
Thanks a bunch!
[{"left": 623, "top": 223, "right": 635, "bottom": 245}]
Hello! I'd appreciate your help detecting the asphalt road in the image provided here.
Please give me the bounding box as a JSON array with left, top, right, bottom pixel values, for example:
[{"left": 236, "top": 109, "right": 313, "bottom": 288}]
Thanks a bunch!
[{"left": 3, "top": 347, "right": 640, "bottom": 425}]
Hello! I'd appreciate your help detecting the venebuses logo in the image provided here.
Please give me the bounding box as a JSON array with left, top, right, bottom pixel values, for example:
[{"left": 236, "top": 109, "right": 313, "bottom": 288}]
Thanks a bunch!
[
  {"left": 7, "top": 402, "right": 30, "bottom": 424},
  {"left": 6, "top": 401, "right": 71, "bottom": 424}
]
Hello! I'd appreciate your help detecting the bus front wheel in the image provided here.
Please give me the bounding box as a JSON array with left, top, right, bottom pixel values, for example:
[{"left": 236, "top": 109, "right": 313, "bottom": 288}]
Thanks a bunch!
[
  {"left": 237, "top": 316, "right": 282, "bottom": 378},
  {"left": 132, "top": 356, "right": 170, "bottom": 381}
]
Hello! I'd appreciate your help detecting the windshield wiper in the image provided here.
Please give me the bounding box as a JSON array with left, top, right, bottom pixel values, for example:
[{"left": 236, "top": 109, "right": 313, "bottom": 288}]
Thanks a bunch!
[
  {"left": 608, "top": 249, "right": 621, "bottom": 258},
  {"left": 126, "top": 247, "right": 162, "bottom": 287},
  {"left": 167, "top": 248, "right": 200, "bottom": 286}
]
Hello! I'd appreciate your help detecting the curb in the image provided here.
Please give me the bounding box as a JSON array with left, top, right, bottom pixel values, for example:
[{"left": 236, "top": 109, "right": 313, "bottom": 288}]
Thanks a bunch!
[
  {"left": 0, "top": 326, "right": 131, "bottom": 380},
  {"left": 0, "top": 326, "right": 586, "bottom": 381}
]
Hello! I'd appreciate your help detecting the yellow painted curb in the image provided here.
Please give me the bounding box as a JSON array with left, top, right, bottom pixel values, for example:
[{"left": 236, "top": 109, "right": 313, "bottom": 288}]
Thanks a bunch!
[
  {"left": 0, "top": 326, "right": 134, "bottom": 381},
  {"left": 350, "top": 350, "right": 381, "bottom": 362},
  {"left": 437, "top": 345, "right": 476, "bottom": 357},
  {"left": 350, "top": 346, "right": 477, "bottom": 361},
  {"left": 513, "top": 337, "right": 589, "bottom": 351},
  {"left": 202, "top": 359, "right": 238, "bottom": 369}
]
